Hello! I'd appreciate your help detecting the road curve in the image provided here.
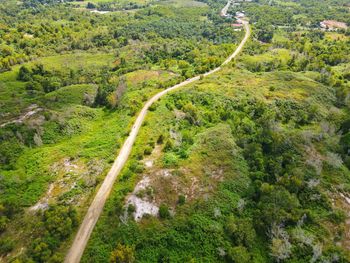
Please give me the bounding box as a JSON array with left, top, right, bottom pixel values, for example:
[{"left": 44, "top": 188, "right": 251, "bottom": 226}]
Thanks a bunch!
[{"left": 65, "top": 10, "right": 250, "bottom": 263}]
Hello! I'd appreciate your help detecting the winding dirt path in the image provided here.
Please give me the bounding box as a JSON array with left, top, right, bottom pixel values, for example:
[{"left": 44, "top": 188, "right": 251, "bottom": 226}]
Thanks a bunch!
[{"left": 65, "top": 7, "right": 250, "bottom": 263}]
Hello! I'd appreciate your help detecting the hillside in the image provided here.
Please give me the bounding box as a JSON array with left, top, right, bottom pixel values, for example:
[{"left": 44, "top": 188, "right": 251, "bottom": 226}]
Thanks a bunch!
[{"left": 0, "top": 0, "right": 349, "bottom": 262}]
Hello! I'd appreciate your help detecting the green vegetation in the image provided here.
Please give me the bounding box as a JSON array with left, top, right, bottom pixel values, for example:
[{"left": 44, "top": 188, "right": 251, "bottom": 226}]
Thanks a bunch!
[
  {"left": 0, "top": 0, "right": 243, "bottom": 261},
  {"left": 0, "top": 0, "right": 349, "bottom": 261},
  {"left": 83, "top": 66, "right": 350, "bottom": 261},
  {"left": 81, "top": 0, "right": 350, "bottom": 262}
]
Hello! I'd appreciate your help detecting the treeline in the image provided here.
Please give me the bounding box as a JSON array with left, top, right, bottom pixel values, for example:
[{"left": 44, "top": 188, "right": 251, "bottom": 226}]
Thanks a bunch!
[
  {"left": 0, "top": 0, "right": 240, "bottom": 72},
  {"left": 241, "top": 0, "right": 350, "bottom": 27},
  {"left": 16, "top": 64, "right": 104, "bottom": 95},
  {"left": 240, "top": 30, "right": 349, "bottom": 100}
]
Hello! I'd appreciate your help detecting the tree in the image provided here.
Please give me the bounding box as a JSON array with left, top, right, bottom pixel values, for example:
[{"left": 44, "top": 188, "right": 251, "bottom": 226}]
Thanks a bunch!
[
  {"left": 31, "top": 239, "right": 52, "bottom": 263},
  {"left": 228, "top": 246, "right": 251, "bottom": 263},
  {"left": 258, "top": 186, "right": 300, "bottom": 227},
  {"left": 183, "top": 102, "right": 199, "bottom": 125},
  {"left": 110, "top": 244, "right": 135, "bottom": 263},
  {"left": 86, "top": 2, "right": 96, "bottom": 9},
  {"left": 255, "top": 24, "right": 274, "bottom": 43},
  {"left": 26, "top": 80, "right": 43, "bottom": 91},
  {"left": 43, "top": 206, "right": 77, "bottom": 241},
  {"left": 340, "top": 133, "right": 350, "bottom": 155},
  {"left": 18, "top": 65, "right": 32, "bottom": 81},
  {"left": 94, "top": 84, "right": 116, "bottom": 107},
  {"left": 225, "top": 216, "right": 256, "bottom": 248}
]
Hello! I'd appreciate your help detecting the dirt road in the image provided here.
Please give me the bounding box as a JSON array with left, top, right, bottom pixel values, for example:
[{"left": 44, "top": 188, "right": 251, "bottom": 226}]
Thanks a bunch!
[{"left": 65, "top": 8, "right": 250, "bottom": 263}]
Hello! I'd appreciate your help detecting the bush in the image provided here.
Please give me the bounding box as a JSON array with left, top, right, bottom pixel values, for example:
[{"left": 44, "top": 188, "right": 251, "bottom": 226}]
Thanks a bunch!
[
  {"left": 87, "top": 2, "right": 96, "bottom": 9},
  {"left": 26, "top": 80, "right": 42, "bottom": 91},
  {"left": 157, "top": 134, "right": 164, "bottom": 144},
  {"left": 328, "top": 209, "right": 346, "bottom": 224},
  {"left": 163, "top": 140, "right": 174, "bottom": 152},
  {"left": 228, "top": 246, "right": 251, "bottom": 263},
  {"left": 178, "top": 195, "right": 186, "bottom": 205},
  {"left": 143, "top": 145, "right": 153, "bottom": 155},
  {"left": 0, "top": 237, "right": 14, "bottom": 256},
  {"left": 0, "top": 216, "right": 8, "bottom": 233},
  {"left": 159, "top": 204, "right": 170, "bottom": 219},
  {"left": 127, "top": 204, "right": 136, "bottom": 214},
  {"left": 162, "top": 153, "right": 178, "bottom": 167},
  {"left": 110, "top": 244, "right": 135, "bottom": 263},
  {"left": 18, "top": 66, "right": 32, "bottom": 81}
]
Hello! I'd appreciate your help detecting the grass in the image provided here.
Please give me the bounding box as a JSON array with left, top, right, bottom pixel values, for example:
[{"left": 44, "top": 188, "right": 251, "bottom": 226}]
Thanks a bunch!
[
  {"left": 0, "top": 52, "right": 115, "bottom": 121},
  {"left": 274, "top": 0, "right": 300, "bottom": 7},
  {"left": 35, "top": 52, "right": 116, "bottom": 71},
  {"left": 157, "top": 0, "right": 207, "bottom": 8},
  {"left": 0, "top": 49, "right": 186, "bottom": 260},
  {"left": 0, "top": 70, "right": 31, "bottom": 118},
  {"left": 125, "top": 69, "right": 175, "bottom": 86},
  {"left": 42, "top": 84, "right": 98, "bottom": 109},
  {"left": 81, "top": 65, "right": 341, "bottom": 261},
  {"left": 238, "top": 48, "right": 292, "bottom": 72},
  {"left": 325, "top": 32, "right": 349, "bottom": 41}
]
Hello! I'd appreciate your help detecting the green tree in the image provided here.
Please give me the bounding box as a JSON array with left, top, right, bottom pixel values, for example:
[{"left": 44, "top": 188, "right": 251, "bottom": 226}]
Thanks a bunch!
[
  {"left": 110, "top": 244, "right": 135, "bottom": 263},
  {"left": 18, "top": 65, "right": 32, "bottom": 81},
  {"left": 228, "top": 246, "right": 251, "bottom": 263}
]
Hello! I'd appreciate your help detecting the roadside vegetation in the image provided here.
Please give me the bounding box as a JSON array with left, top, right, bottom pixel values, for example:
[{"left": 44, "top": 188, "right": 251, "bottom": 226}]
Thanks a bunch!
[
  {"left": 0, "top": 0, "right": 242, "bottom": 261},
  {"left": 0, "top": 0, "right": 349, "bottom": 262},
  {"left": 82, "top": 0, "right": 350, "bottom": 262}
]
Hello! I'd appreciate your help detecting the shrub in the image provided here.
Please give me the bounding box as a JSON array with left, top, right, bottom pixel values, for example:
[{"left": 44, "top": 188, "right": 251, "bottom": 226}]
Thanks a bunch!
[
  {"left": 87, "top": 2, "right": 96, "bottom": 9},
  {"left": 0, "top": 216, "right": 8, "bottom": 233},
  {"left": 162, "top": 153, "right": 178, "bottom": 167},
  {"left": 143, "top": 145, "right": 153, "bottom": 155},
  {"left": 127, "top": 204, "right": 136, "bottom": 214},
  {"left": 26, "top": 80, "right": 42, "bottom": 91},
  {"left": 328, "top": 209, "right": 346, "bottom": 224},
  {"left": 163, "top": 140, "right": 174, "bottom": 152},
  {"left": 228, "top": 246, "right": 251, "bottom": 263},
  {"left": 18, "top": 66, "right": 32, "bottom": 81},
  {"left": 159, "top": 204, "right": 170, "bottom": 219},
  {"left": 157, "top": 134, "right": 164, "bottom": 144},
  {"left": 0, "top": 237, "right": 14, "bottom": 256},
  {"left": 110, "top": 244, "right": 135, "bottom": 263},
  {"left": 178, "top": 195, "right": 186, "bottom": 205}
]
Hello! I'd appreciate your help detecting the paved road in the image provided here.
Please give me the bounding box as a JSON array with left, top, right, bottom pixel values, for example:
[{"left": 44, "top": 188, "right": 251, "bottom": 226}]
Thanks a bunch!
[{"left": 65, "top": 7, "right": 250, "bottom": 263}]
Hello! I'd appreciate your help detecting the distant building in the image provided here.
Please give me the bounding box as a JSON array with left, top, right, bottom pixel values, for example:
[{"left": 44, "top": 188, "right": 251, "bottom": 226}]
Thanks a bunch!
[{"left": 320, "top": 20, "right": 348, "bottom": 30}]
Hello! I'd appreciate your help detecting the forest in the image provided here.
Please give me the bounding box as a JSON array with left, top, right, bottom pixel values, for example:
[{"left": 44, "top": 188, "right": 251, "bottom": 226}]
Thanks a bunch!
[{"left": 0, "top": 0, "right": 349, "bottom": 262}]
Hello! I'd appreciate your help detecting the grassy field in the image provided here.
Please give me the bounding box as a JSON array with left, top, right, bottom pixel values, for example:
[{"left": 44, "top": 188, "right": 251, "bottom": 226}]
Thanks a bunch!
[
  {"left": 158, "top": 0, "right": 207, "bottom": 8},
  {"left": 37, "top": 53, "right": 116, "bottom": 71},
  {"left": 42, "top": 84, "right": 98, "bottom": 109},
  {"left": 0, "top": 70, "right": 29, "bottom": 117},
  {"left": 0, "top": 52, "right": 115, "bottom": 121}
]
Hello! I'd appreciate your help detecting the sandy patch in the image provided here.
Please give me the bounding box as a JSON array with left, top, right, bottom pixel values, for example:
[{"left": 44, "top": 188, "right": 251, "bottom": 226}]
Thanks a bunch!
[
  {"left": 29, "top": 184, "right": 54, "bottom": 211},
  {"left": 90, "top": 10, "right": 110, "bottom": 14},
  {"left": 0, "top": 104, "right": 43, "bottom": 128},
  {"left": 127, "top": 196, "right": 159, "bottom": 221},
  {"left": 126, "top": 176, "right": 159, "bottom": 221},
  {"left": 142, "top": 144, "right": 162, "bottom": 169}
]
